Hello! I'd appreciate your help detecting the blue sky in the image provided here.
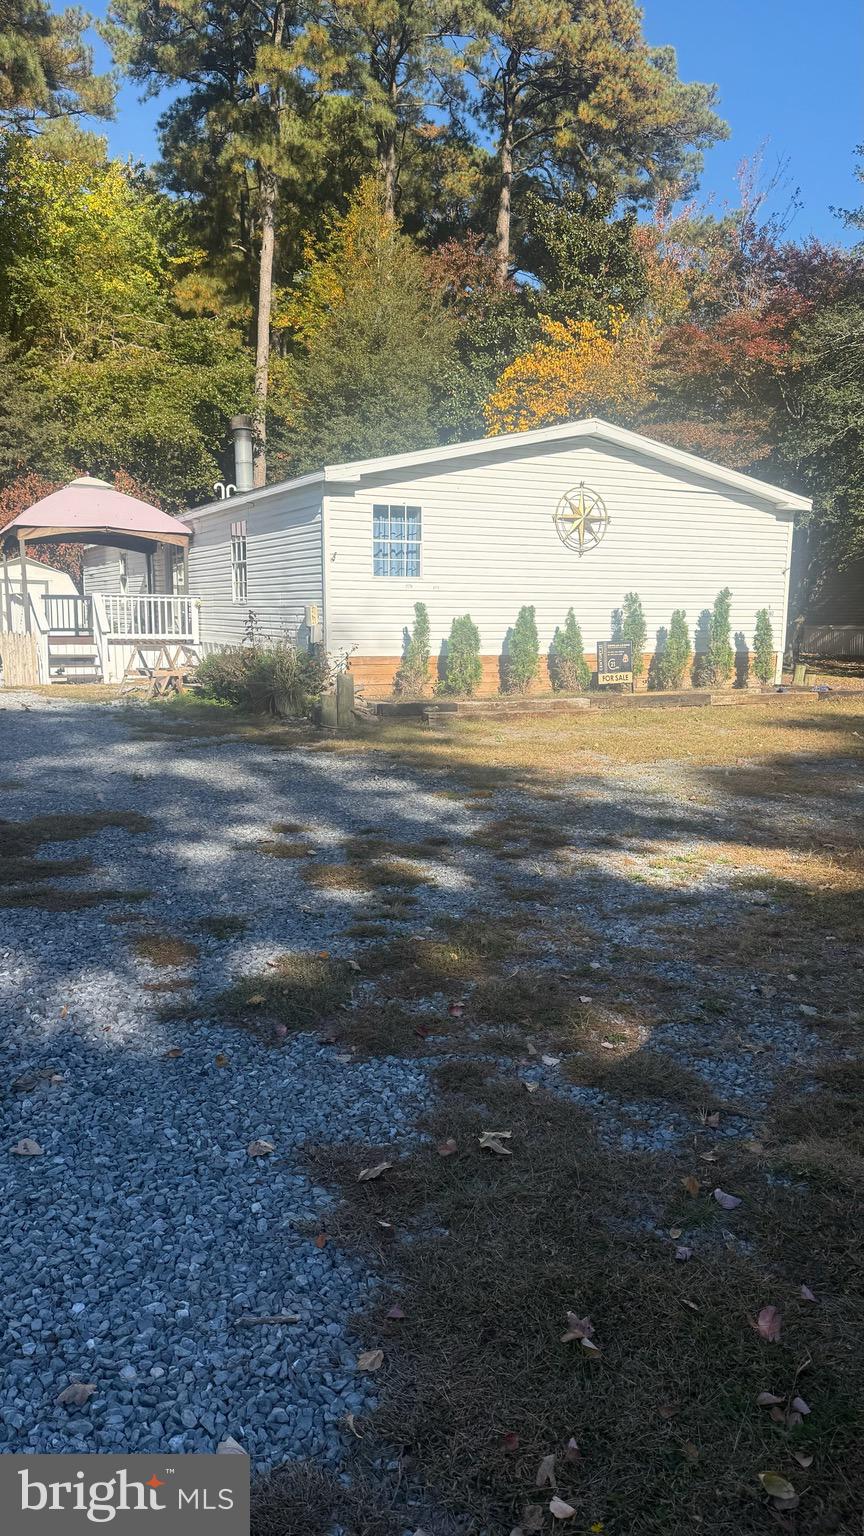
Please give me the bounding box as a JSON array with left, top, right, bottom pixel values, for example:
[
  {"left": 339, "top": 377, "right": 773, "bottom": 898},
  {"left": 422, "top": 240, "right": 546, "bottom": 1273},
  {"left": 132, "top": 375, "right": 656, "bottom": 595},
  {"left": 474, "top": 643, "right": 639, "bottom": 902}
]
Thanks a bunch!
[{"left": 83, "top": 0, "right": 862, "bottom": 245}]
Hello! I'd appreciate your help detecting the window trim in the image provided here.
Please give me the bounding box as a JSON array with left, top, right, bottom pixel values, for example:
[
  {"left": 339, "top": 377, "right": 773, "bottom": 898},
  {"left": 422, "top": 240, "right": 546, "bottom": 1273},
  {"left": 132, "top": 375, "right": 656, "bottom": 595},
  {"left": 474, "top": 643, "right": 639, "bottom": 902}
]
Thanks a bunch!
[
  {"left": 230, "top": 520, "right": 248, "bottom": 604},
  {"left": 372, "top": 502, "right": 423, "bottom": 580}
]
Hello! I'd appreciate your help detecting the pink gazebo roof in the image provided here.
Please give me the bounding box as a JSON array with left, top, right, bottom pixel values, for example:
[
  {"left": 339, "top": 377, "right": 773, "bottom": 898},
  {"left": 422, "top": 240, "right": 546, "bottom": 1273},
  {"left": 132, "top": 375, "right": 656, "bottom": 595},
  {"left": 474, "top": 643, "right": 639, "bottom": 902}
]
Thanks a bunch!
[{"left": 3, "top": 476, "right": 192, "bottom": 549}]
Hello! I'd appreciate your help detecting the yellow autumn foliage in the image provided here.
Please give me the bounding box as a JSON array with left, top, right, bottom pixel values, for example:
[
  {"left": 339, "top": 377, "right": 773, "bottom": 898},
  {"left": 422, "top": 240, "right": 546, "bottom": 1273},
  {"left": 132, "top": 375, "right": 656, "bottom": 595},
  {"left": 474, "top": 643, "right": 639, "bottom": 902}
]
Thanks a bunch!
[{"left": 484, "top": 305, "right": 655, "bottom": 435}]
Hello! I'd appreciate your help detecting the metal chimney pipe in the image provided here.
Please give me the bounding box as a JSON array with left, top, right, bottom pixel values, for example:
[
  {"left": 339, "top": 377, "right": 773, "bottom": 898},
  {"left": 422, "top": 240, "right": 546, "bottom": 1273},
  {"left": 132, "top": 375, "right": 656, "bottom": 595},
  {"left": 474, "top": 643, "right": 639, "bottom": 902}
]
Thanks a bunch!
[{"left": 230, "top": 415, "right": 254, "bottom": 492}]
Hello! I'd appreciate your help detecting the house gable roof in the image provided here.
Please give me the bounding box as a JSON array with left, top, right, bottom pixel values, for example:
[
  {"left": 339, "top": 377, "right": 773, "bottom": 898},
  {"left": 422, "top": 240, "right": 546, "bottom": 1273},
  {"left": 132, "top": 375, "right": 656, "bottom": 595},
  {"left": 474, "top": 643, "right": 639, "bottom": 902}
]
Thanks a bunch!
[{"left": 184, "top": 417, "right": 812, "bottom": 523}]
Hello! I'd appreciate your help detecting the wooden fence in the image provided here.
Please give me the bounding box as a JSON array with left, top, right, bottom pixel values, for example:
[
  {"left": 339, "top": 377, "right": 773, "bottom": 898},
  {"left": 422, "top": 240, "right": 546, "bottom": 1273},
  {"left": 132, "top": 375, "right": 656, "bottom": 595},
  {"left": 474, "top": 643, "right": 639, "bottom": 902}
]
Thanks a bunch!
[
  {"left": 801, "top": 625, "right": 864, "bottom": 660},
  {"left": 0, "top": 631, "right": 41, "bottom": 686}
]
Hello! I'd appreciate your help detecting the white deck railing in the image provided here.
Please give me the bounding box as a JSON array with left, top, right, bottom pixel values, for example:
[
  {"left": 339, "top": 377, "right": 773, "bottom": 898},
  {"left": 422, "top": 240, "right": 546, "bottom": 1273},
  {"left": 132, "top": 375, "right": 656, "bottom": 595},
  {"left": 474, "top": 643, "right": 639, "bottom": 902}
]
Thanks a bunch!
[
  {"left": 102, "top": 594, "right": 196, "bottom": 640},
  {"left": 43, "top": 594, "right": 93, "bottom": 633}
]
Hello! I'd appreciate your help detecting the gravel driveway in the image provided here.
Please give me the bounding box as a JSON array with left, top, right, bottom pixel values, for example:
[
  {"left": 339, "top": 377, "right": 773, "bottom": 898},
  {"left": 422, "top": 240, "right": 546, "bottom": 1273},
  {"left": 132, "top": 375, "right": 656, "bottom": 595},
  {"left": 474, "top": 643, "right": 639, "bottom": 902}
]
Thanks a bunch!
[{"left": 1, "top": 692, "right": 855, "bottom": 1476}]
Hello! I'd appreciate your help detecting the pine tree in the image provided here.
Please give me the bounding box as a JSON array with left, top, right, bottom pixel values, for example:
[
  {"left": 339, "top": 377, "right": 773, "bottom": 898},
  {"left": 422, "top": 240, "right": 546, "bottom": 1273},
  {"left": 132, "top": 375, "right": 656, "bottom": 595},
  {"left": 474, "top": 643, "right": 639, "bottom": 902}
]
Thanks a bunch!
[
  {"left": 0, "top": 0, "right": 114, "bottom": 131},
  {"left": 753, "top": 607, "right": 775, "bottom": 685},
  {"left": 394, "top": 601, "right": 431, "bottom": 695},
  {"left": 620, "top": 591, "right": 647, "bottom": 682},
  {"left": 504, "top": 604, "right": 539, "bottom": 692},
  {"left": 659, "top": 609, "right": 691, "bottom": 689},
  {"left": 550, "top": 608, "right": 590, "bottom": 692},
  {"left": 707, "top": 587, "right": 734, "bottom": 686},
  {"left": 441, "top": 614, "right": 483, "bottom": 696}
]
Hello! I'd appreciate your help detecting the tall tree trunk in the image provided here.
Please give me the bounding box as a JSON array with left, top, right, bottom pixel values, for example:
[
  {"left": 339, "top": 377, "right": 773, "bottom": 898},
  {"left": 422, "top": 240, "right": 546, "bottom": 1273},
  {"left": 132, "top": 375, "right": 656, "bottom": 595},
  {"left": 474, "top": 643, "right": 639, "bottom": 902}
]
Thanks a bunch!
[
  {"left": 379, "top": 130, "right": 398, "bottom": 215},
  {"left": 494, "top": 86, "right": 514, "bottom": 287},
  {"left": 253, "top": 164, "right": 276, "bottom": 487}
]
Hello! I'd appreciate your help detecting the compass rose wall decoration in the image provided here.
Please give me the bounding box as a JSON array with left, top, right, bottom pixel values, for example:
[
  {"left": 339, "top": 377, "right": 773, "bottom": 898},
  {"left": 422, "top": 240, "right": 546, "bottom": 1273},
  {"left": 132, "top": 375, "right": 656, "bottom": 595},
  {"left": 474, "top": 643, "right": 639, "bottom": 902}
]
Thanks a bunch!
[{"left": 553, "top": 483, "right": 610, "bottom": 555}]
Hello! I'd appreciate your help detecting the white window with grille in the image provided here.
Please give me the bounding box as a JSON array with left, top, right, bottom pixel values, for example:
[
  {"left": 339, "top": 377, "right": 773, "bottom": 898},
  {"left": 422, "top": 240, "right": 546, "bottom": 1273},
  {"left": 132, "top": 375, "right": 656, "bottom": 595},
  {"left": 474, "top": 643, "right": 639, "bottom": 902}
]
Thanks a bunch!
[
  {"left": 373, "top": 504, "right": 421, "bottom": 578},
  {"left": 230, "top": 520, "right": 248, "bottom": 603}
]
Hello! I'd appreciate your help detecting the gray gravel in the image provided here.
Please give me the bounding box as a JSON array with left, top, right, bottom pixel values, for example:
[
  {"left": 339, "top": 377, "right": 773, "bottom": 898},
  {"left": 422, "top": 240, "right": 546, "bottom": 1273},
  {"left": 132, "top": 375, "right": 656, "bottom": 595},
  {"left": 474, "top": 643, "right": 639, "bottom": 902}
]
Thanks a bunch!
[{"left": 1, "top": 690, "right": 852, "bottom": 1468}]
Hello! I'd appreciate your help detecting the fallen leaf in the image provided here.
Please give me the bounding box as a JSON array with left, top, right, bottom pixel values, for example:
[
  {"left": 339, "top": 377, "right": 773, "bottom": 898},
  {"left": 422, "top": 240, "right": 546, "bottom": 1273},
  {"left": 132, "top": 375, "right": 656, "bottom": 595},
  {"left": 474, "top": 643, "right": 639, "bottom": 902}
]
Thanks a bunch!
[
  {"left": 580, "top": 1338, "right": 602, "bottom": 1356},
  {"left": 755, "top": 1305, "right": 782, "bottom": 1343},
  {"left": 345, "top": 1413, "right": 363, "bottom": 1439},
  {"left": 56, "top": 1382, "right": 97, "bottom": 1406},
  {"left": 11, "top": 1138, "right": 43, "bottom": 1156},
  {"left": 436, "top": 1139, "right": 458, "bottom": 1157},
  {"left": 501, "top": 1431, "right": 519, "bottom": 1452},
  {"left": 356, "top": 1349, "right": 384, "bottom": 1371},
  {"left": 699, "top": 1151, "right": 718, "bottom": 1164},
  {"left": 800, "top": 1284, "right": 817, "bottom": 1303},
  {"left": 668, "top": 1226, "right": 682, "bottom": 1239},
  {"left": 317, "top": 950, "right": 330, "bottom": 959},
  {"left": 524, "top": 1081, "right": 539, "bottom": 1094},
  {"left": 600, "top": 1040, "right": 616, "bottom": 1051},
  {"left": 790, "top": 1396, "right": 810, "bottom": 1416},
  {"left": 163, "top": 1047, "right": 183, "bottom": 1059},
  {"left": 549, "top": 1497, "right": 576, "bottom": 1520},
  {"left": 479, "top": 1130, "right": 512, "bottom": 1156},
  {"left": 386, "top": 1303, "right": 405, "bottom": 1320},
  {"left": 578, "top": 995, "right": 592, "bottom": 1004},
  {"left": 247, "top": 1139, "right": 275, "bottom": 1157},
  {"left": 314, "top": 1233, "right": 327, "bottom": 1249},
  {"left": 758, "top": 1472, "right": 796, "bottom": 1501},
  {"left": 699, "top": 1110, "right": 721, "bottom": 1128},
  {"left": 681, "top": 1299, "right": 700, "bottom": 1312},
  {"left": 681, "top": 1442, "right": 700, "bottom": 1463},
  {"left": 214, "top": 1053, "right": 229, "bottom": 1067},
  {"left": 561, "top": 1313, "right": 595, "bottom": 1343},
  {"left": 525, "top": 1040, "right": 538, "bottom": 1057},
  {"left": 713, "top": 1188, "right": 742, "bottom": 1210},
  {"left": 541, "top": 1054, "right": 561, "bottom": 1067},
  {"left": 793, "top": 1451, "right": 813, "bottom": 1469},
  {"left": 564, "top": 1437, "right": 581, "bottom": 1464},
  {"left": 769, "top": 1405, "right": 786, "bottom": 1424},
  {"left": 447, "top": 1000, "right": 464, "bottom": 1018},
  {"left": 347, "top": 959, "right": 361, "bottom": 972},
  {"left": 756, "top": 1392, "right": 784, "bottom": 1407},
  {"left": 656, "top": 1402, "right": 678, "bottom": 1419},
  {"left": 799, "top": 1004, "right": 818, "bottom": 1017},
  {"left": 535, "top": 1453, "right": 557, "bottom": 1488},
  {"left": 675, "top": 1246, "right": 693, "bottom": 1262},
  {"left": 682, "top": 1175, "right": 700, "bottom": 1197},
  {"left": 246, "top": 994, "right": 266, "bottom": 1006},
  {"left": 357, "top": 1161, "right": 392, "bottom": 1181}
]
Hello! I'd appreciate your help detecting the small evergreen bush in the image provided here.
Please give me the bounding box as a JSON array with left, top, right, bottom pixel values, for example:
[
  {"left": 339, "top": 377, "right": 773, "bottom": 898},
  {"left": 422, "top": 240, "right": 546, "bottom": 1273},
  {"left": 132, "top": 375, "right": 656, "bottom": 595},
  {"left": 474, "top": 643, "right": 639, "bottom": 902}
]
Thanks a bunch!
[
  {"left": 707, "top": 587, "right": 734, "bottom": 686},
  {"left": 659, "top": 609, "right": 691, "bottom": 689},
  {"left": 441, "top": 614, "right": 483, "bottom": 696},
  {"left": 620, "top": 591, "right": 647, "bottom": 682},
  {"left": 504, "top": 605, "right": 540, "bottom": 693},
  {"left": 197, "top": 641, "right": 329, "bottom": 716},
  {"left": 394, "top": 601, "right": 431, "bottom": 696},
  {"left": 550, "top": 608, "right": 591, "bottom": 692},
  {"left": 753, "top": 607, "right": 775, "bottom": 684}
]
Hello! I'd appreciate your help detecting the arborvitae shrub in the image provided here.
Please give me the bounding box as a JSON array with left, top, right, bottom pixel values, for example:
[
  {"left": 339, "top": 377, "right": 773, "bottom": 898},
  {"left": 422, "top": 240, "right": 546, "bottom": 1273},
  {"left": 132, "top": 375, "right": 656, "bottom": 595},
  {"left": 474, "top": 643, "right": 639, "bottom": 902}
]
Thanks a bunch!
[
  {"left": 394, "top": 601, "right": 431, "bottom": 695},
  {"left": 551, "top": 609, "right": 591, "bottom": 692},
  {"left": 441, "top": 614, "right": 483, "bottom": 696},
  {"left": 504, "top": 605, "right": 540, "bottom": 693},
  {"left": 753, "top": 607, "right": 775, "bottom": 684},
  {"left": 707, "top": 587, "right": 734, "bottom": 685},
  {"left": 620, "top": 591, "right": 647, "bottom": 681},
  {"left": 659, "top": 609, "right": 691, "bottom": 689}
]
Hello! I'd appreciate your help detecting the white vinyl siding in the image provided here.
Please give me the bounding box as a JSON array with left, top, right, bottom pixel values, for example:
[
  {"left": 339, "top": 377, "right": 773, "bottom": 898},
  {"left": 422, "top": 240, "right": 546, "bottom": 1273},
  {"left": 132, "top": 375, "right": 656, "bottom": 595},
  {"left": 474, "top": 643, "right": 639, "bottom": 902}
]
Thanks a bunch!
[
  {"left": 322, "top": 438, "right": 793, "bottom": 666},
  {"left": 184, "top": 487, "right": 324, "bottom": 648},
  {"left": 82, "top": 546, "right": 151, "bottom": 597}
]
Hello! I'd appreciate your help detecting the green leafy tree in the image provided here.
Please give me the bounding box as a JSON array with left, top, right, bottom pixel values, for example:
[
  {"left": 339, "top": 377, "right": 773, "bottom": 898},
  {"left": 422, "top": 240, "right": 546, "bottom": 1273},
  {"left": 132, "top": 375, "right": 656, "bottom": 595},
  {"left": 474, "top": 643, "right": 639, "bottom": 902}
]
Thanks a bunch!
[
  {"left": 467, "top": 0, "right": 726, "bottom": 284},
  {"left": 105, "top": 0, "right": 318, "bottom": 483},
  {"left": 442, "top": 613, "right": 483, "bottom": 695},
  {"left": 658, "top": 608, "right": 691, "bottom": 689},
  {"left": 550, "top": 607, "right": 590, "bottom": 691},
  {"left": 504, "top": 603, "right": 539, "bottom": 692},
  {"left": 279, "top": 180, "right": 457, "bottom": 470},
  {"left": 0, "top": 135, "right": 252, "bottom": 501},
  {"left": 707, "top": 586, "right": 734, "bottom": 686},
  {"left": 618, "top": 590, "right": 647, "bottom": 681},
  {"left": 0, "top": 0, "right": 114, "bottom": 131},
  {"left": 394, "top": 601, "right": 432, "bottom": 695},
  {"left": 752, "top": 607, "right": 775, "bottom": 684}
]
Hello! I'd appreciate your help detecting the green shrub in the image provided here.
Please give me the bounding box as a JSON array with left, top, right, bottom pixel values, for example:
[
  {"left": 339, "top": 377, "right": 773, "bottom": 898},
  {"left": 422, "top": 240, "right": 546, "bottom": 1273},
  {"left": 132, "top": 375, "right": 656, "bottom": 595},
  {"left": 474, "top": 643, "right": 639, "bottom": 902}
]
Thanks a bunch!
[
  {"left": 620, "top": 592, "right": 647, "bottom": 681},
  {"left": 504, "top": 605, "right": 539, "bottom": 693},
  {"left": 197, "top": 641, "right": 329, "bottom": 716},
  {"left": 753, "top": 607, "right": 775, "bottom": 684},
  {"left": 441, "top": 614, "right": 483, "bottom": 696},
  {"left": 394, "top": 602, "right": 431, "bottom": 696},
  {"left": 658, "top": 609, "right": 691, "bottom": 689},
  {"left": 550, "top": 608, "right": 590, "bottom": 692},
  {"left": 707, "top": 587, "right": 734, "bottom": 686}
]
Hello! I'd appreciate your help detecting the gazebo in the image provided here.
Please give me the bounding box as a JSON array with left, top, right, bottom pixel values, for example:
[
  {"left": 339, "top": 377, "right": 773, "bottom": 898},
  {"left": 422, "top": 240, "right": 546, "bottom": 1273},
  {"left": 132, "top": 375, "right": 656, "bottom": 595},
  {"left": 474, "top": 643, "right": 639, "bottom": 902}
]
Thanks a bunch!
[
  {"left": 1, "top": 475, "right": 192, "bottom": 632},
  {"left": 1, "top": 477, "right": 196, "bottom": 685}
]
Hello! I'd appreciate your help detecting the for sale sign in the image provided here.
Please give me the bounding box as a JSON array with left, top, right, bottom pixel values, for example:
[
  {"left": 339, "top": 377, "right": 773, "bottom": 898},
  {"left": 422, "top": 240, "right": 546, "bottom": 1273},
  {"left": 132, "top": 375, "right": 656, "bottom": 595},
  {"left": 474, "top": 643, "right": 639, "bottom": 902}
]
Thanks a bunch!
[{"left": 596, "top": 640, "right": 633, "bottom": 687}]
